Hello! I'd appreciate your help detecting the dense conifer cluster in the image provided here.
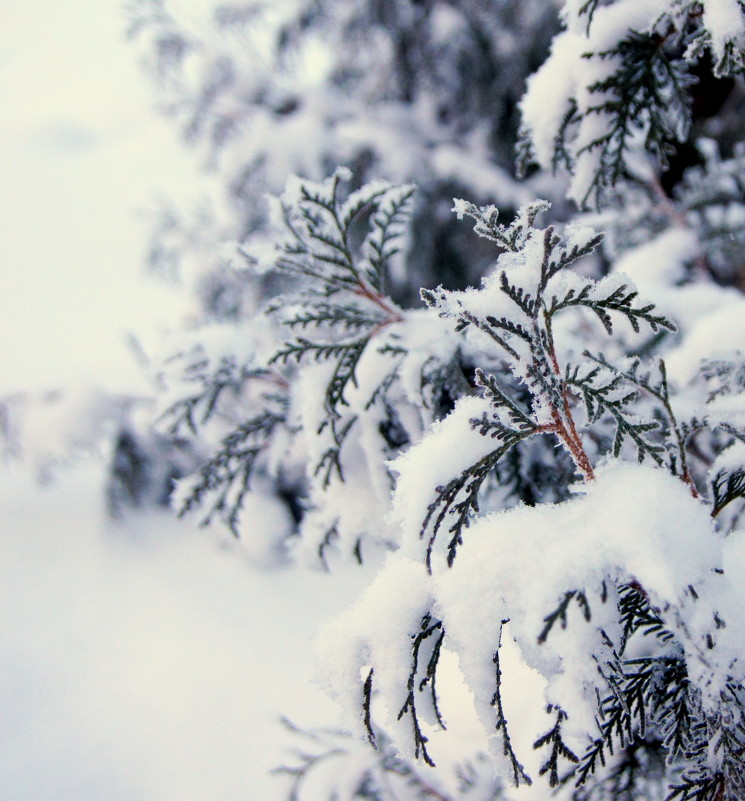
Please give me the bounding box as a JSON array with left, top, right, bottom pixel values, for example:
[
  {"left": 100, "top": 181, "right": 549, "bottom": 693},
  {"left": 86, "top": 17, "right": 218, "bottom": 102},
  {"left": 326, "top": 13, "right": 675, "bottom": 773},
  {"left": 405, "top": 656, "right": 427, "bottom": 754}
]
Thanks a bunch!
[{"left": 118, "top": 2, "right": 745, "bottom": 799}]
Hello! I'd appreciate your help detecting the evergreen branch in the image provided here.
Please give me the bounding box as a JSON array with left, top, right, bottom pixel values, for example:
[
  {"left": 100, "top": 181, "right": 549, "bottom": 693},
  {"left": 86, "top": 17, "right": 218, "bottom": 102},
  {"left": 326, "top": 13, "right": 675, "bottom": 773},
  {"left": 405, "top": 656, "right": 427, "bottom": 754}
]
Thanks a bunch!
[
  {"left": 544, "top": 231, "right": 605, "bottom": 284},
  {"left": 711, "top": 466, "right": 745, "bottom": 517},
  {"left": 340, "top": 186, "right": 390, "bottom": 230},
  {"left": 576, "top": 659, "right": 656, "bottom": 787},
  {"left": 549, "top": 282, "right": 676, "bottom": 335},
  {"left": 653, "top": 658, "right": 697, "bottom": 760},
  {"left": 537, "top": 590, "right": 591, "bottom": 644},
  {"left": 553, "top": 99, "right": 580, "bottom": 171},
  {"left": 397, "top": 615, "right": 446, "bottom": 767},
  {"left": 576, "top": 31, "right": 693, "bottom": 205},
  {"left": 284, "top": 302, "right": 385, "bottom": 332},
  {"left": 419, "top": 626, "right": 446, "bottom": 731},
  {"left": 366, "top": 186, "right": 416, "bottom": 289},
  {"left": 314, "top": 415, "right": 357, "bottom": 488},
  {"left": 566, "top": 363, "right": 666, "bottom": 463},
  {"left": 269, "top": 337, "right": 364, "bottom": 368},
  {"left": 275, "top": 252, "right": 358, "bottom": 290},
  {"left": 366, "top": 368, "right": 401, "bottom": 414},
  {"left": 484, "top": 313, "right": 532, "bottom": 343},
  {"left": 499, "top": 271, "right": 537, "bottom": 317},
  {"left": 451, "top": 198, "right": 550, "bottom": 252},
  {"left": 533, "top": 706, "right": 579, "bottom": 787},
  {"left": 422, "top": 431, "right": 534, "bottom": 571},
  {"left": 574, "top": 738, "right": 668, "bottom": 801},
  {"left": 420, "top": 290, "right": 521, "bottom": 361},
  {"left": 667, "top": 774, "right": 724, "bottom": 801},
  {"left": 578, "top": 653, "right": 701, "bottom": 795},
  {"left": 327, "top": 339, "right": 368, "bottom": 411},
  {"left": 363, "top": 668, "right": 377, "bottom": 749},
  {"left": 470, "top": 414, "right": 524, "bottom": 442},
  {"left": 584, "top": 352, "right": 693, "bottom": 486},
  {"left": 308, "top": 228, "right": 352, "bottom": 262},
  {"left": 536, "top": 226, "right": 563, "bottom": 303},
  {"left": 276, "top": 175, "right": 415, "bottom": 301},
  {"left": 158, "top": 358, "right": 256, "bottom": 436},
  {"left": 493, "top": 624, "right": 532, "bottom": 787},
  {"left": 525, "top": 333, "right": 568, "bottom": 415},
  {"left": 618, "top": 584, "right": 675, "bottom": 648},
  {"left": 474, "top": 368, "right": 537, "bottom": 432},
  {"left": 300, "top": 182, "right": 359, "bottom": 283},
  {"left": 177, "top": 408, "right": 286, "bottom": 535}
]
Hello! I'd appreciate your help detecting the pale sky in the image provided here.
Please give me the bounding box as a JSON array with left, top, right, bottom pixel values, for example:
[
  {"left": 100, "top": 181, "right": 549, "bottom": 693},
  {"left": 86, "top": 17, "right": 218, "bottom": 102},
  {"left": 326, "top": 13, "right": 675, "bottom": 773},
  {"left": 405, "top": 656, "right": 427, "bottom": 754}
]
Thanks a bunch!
[{"left": 0, "top": 1, "right": 200, "bottom": 394}]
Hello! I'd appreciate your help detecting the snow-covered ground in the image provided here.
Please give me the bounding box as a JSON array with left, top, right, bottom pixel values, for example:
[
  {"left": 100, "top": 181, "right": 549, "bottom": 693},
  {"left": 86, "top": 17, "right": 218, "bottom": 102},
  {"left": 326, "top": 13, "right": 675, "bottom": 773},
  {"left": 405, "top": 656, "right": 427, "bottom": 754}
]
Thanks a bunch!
[
  {"left": 0, "top": 462, "right": 366, "bottom": 800},
  {"left": 0, "top": 3, "right": 361, "bottom": 798}
]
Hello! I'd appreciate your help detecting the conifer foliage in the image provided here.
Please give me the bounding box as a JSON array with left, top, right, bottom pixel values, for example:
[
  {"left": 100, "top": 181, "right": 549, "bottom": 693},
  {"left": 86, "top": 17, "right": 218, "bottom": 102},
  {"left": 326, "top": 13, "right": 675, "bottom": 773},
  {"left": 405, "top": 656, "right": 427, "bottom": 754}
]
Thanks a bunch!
[{"left": 120, "top": 1, "right": 745, "bottom": 800}]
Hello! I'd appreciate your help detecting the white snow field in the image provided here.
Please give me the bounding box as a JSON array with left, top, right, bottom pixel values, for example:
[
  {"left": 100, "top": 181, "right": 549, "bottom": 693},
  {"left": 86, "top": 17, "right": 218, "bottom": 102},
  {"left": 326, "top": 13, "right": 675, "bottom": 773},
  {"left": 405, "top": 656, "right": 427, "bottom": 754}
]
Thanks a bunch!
[{"left": 0, "top": 462, "right": 362, "bottom": 800}]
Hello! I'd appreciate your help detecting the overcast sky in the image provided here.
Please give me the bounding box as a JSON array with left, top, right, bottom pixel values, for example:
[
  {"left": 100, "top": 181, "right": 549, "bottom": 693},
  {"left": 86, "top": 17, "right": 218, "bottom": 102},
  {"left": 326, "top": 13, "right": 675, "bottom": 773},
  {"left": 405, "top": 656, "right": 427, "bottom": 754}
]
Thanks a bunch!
[{"left": 0, "top": 1, "right": 201, "bottom": 395}]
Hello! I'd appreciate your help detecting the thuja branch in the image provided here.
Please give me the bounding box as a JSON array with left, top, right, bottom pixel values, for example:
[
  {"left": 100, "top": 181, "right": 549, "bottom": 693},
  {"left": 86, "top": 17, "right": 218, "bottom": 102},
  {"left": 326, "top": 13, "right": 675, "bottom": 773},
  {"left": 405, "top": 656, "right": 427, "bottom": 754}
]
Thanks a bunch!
[
  {"left": 493, "top": 623, "right": 532, "bottom": 787},
  {"left": 583, "top": 351, "right": 698, "bottom": 494},
  {"left": 544, "top": 326, "right": 596, "bottom": 482},
  {"left": 397, "top": 614, "right": 446, "bottom": 767}
]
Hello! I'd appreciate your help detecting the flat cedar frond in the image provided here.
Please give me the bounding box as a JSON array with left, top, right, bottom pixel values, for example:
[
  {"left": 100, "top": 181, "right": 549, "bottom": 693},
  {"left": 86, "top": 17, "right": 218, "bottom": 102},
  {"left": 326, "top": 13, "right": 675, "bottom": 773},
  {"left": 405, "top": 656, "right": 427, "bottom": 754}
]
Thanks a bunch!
[
  {"left": 284, "top": 301, "right": 386, "bottom": 332},
  {"left": 573, "top": 738, "right": 668, "bottom": 801},
  {"left": 158, "top": 354, "right": 258, "bottom": 436},
  {"left": 421, "top": 289, "right": 522, "bottom": 360},
  {"left": 548, "top": 281, "right": 677, "bottom": 335},
  {"left": 270, "top": 337, "right": 365, "bottom": 367},
  {"left": 586, "top": 31, "right": 691, "bottom": 146},
  {"left": 450, "top": 198, "right": 551, "bottom": 251},
  {"left": 397, "top": 614, "right": 446, "bottom": 767},
  {"left": 314, "top": 415, "right": 357, "bottom": 488},
  {"left": 420, "top": 203, "right": 665, "bottom": 567},
  {"left": 700, "top": 352, "right": 745, "bottom": 402},
  {"left": 583, "top": 351, "right": 696, "bottom": 482},
  {"left": 711, "top": 466, "right": 745, "bottom": 517},
  {"left": 667, "top": 774, "right": 724, "bottom": 801},
  {"left": 327, "top": 340, "right": 368, "bottom": 411},
  {"left": 578, "top": 654, "right": 705, "bottom": 796},
  {"left": 566, "top": 361, "right": 666, "bottom": 463},
  {"left": 537, "top": 590, "right": 591, "bottom": 644},
  {"left": 474, "top": 368, "right": 537, "bottom": 433},
  {"left": 364, "top": 185, "right": 416, "bottom": 291},
  {"left": 493, "top": 625, "right": 533, "bottom": 787},
  {"left": 576, "top": 659, "right": 658, "bottom": 787},
  {"left": 422, "top": 432, "right": 533, "bottom": 570},
  {"left": 651, "top": 659, "right": 700, "bottom": 760},
  {"left": 176, "top": 405, "right": 287, "bottom": 535},
  {"left": 267, "top": 174, "right": 413, "bottom": 481},
  {"left": 533, "top": 706, "right": 579, "bottom": 787},
  {"left": 273, "top": 171, "right": 414, "bottom": 293},
  {"left": 576, "top": 30, "right": 693, "bottom": 205},
  {"left": 618, "top": 584, "right": 675, "bottom": 647},
  {"left": 499, "top": 272, "right": 537, "bottom": 317}
]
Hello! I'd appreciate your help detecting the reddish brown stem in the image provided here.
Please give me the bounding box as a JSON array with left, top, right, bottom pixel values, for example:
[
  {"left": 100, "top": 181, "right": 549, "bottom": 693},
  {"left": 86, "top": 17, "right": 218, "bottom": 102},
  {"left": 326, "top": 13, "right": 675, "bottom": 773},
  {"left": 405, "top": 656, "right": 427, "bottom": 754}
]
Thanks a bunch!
[
  {"left": 256, "top": 369, "right": 291, "bottom": 390},
  {"left": 354, "top": 280, "right": 404, "bottom": 323},
  {"left": 546, "top": 335, "right": 596, "bottom": 482}
]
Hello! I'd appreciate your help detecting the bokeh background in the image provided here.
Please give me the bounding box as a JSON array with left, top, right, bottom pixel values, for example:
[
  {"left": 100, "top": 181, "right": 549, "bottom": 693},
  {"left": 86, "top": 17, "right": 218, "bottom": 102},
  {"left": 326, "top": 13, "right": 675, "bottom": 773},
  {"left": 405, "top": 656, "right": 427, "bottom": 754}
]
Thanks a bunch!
[{"left": 0, "top": 4, "right": 354, "bottom": 798}]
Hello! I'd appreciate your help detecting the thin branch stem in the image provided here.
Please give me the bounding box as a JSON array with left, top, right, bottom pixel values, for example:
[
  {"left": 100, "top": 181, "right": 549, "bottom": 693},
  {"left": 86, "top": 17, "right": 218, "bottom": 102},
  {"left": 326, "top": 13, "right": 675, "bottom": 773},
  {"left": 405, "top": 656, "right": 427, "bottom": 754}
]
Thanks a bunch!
[{"left": 545, "top": 318, "right": 596, "bottom": 481}]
